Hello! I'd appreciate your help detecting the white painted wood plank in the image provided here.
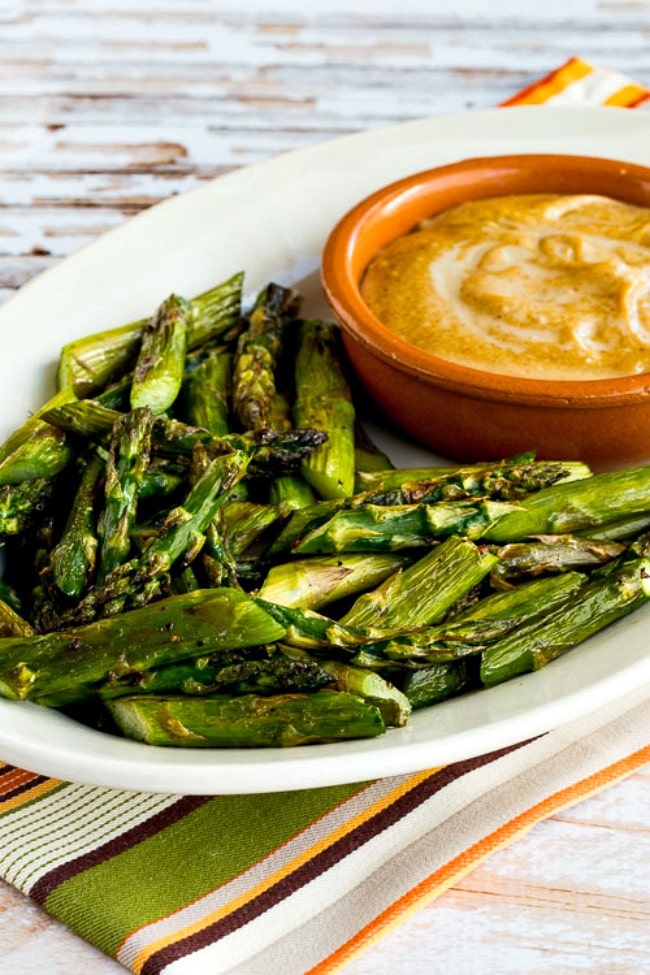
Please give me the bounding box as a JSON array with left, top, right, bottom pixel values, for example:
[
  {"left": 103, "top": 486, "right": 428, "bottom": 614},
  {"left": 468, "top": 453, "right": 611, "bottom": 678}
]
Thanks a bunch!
[
  {"left": 0, "top": 8, "right": 645, "bottom": 294},
  {"left": 344, "top": 771, "right": 650, "bottom": 975}
]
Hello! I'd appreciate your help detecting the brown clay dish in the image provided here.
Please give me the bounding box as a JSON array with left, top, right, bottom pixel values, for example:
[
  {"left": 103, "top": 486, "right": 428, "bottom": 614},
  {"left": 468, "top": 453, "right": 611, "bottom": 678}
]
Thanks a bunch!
[{"left": 321, "top": 153, "right": 650, "bottom": 469}]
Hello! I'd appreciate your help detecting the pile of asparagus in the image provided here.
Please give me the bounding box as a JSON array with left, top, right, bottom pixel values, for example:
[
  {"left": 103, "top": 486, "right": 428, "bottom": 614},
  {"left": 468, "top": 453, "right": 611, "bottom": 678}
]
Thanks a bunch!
[{"left": 1, "top": 270, "right": 650, "bottom": 748}]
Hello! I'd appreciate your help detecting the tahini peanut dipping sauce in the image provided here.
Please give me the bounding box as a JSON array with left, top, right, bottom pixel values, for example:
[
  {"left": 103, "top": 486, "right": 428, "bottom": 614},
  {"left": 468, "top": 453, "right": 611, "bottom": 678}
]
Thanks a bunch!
[{"left": 360, "top": 194, "right": 650, "bottom": 380}]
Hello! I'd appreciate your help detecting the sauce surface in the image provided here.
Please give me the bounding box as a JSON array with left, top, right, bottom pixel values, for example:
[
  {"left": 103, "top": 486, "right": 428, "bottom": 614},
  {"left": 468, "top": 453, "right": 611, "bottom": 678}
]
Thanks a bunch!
[{"left": 360, "top": 193, "right": 650, "bottom": 380}]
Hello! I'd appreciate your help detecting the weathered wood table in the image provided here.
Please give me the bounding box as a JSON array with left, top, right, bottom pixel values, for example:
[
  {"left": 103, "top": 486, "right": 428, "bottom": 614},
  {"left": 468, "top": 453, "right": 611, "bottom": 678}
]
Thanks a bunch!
[{"left": 0, "top": 3, "right": 648, "bottom": 972}]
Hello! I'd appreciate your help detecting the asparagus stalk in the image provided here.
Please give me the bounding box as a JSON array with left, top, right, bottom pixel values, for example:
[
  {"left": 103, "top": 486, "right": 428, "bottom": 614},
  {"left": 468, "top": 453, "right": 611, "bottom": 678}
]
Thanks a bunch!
[
  {"left": 120, "top": 449, "right": 247, "bottom": 575},
  {"left": 0, "top": 599, "right": 35, "bottom": 638},
  {"left": 355, "top": 467, "right": 461, "bottom": 492},
  {"left": 269, "top": 391, "right": 293, "bottom": 432},
  {"left": 402, "top": 661, "right": 474, "bottom": 709},
  {"left": 269, "top": 459, "right": 588, "bottom": 556},
  {"left": 291, "top": 466, "right": 650, "bottom": 554},
  {"left": 125, "top": 450, "right": 248, "bottom": 574},
  {"left": 318, "top": 659, "right": 411, "bottom": 726},
  {"left": 0, "top": 387, "right": 78, "bottom": 486},
  {"left": 350, "top": 451, "right": 568, "bottom": 492},
  {"left": 42, "top": 400, "right": 327, "bottom": 473},
  {"left": 56, "top": 272, "right": 243, "bottom": 396},
  {"left": 99, "top": 646, "right": 333, "bottom": 702},
  {"left": 221, "top": 501, "right": 280, "bottom": 557},
  {"left": 0, "top": 478, "right": 54, "bottom": 539},
  {"left": 164, "top": 424, "right": 328, "bottom": 476},
  {"left": 210, "top": 649, "right": 333, "bottom": 696},
  {"left": 183, "top": 350, "right": 232, "bottom": 435},
  {"left": 268, "top": 475, "right": 316, "bottom": 512},
  {"left": 97, "top": 408, "right": 154, "bottom": 583},
  {"left": 51, "top": 455, "right": 103, "bottom": 598},
  {"left": 21, "top": 519, "right": 59, "bottom": 632},
  {"left": 59, "top": 449, "right": 250, "bottom": 624},
  {"left": 490, "top": 535, "right": 625, "bottom": 584},
  {"left": 269, "top": 391, "right": 316, "bottom": 513},
  {"left": 290, "top": 504, "right": 437, "bottom": 555},
  {"left": 170, "top": 565, "right": 201, "bottom": 596},
  {"left": 257, "top": 601, "right": 512, "bottom": 666},
  {"left": 372, "top": 619, "right": 521, "bottom": 665},
  {"left": 394, "top": 576, "right": 589, "bottom": 701},
  {"left": 41, "top": 397, "right": 119, "bottom": 440},
  {"left": 0, "top": 425, "right": 72, "bottom": 486},
  {"left": 258, "top": 553, "right": 502, "bottom": 661},
  {"left": 188, "top": 444, "right": 241, "bottom": 587},
  {"left": 480, "top": 557, "right": 650, "bottom": 686},
  {"left": 139, "top": 460, "right": 185, "bottom": 501},
  {"left": 95, "top": 372, "right": 133, "bottom": 410},
  {"left": 182, "top": 272, "right": 245, "bottom": 347},
  {"left": 293, "top": 320, "right": 355, "bottom": 499},
  {"left": 381, "top": 573, "right": 586, "bottom": 663},
  {"left": 0, "top": 387, "right": 76, "bottom": 461},
  {"left": 484, "top": 465, "right": 650, "bottom": 543},
  {"left": 267, "top": 499, "right": 341, "bottom": 557},
  {"left": 356, "top": 459, "right": 590, "bottom": 507},
  {"left": 341, "top": 536, "right": 497, "bottom": 630},
  {"left": 201, "top": 518, "right": 235, "bottom": 589},
  {"left": 292, "top": 500, "right": 514, "bottom": 555},
  {"left": 258, "top": 553, "right": 411, "bottom": 610},
  {"left": 106, "top": 690, "right": 385, "bottom": 747},
  {"left": 130, "top": 294, "right": 189, "bottom": 414},
  {"left": 574, "top": 512, "right": 650, "bottom": 542},
  {"left": 0, "top": 588, "right": 286, "bottom": 705},
  {"left": 254, "top": 600, "right": 381, "bottom": 652},
  {"left": 232, "top": 283, "right": 300, "bottom": 431},
  {"left": 353, "top": 453, "right": 533, "bottom": 492},
  {"left": 456, "top": 572, "right": 586, "bottom": 622}
]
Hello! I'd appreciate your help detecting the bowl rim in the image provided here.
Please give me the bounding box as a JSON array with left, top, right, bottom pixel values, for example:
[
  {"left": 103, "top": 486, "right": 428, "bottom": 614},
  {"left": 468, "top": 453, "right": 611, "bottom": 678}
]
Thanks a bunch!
[{"left": 321, "top": 152, "right": 650, "bottom": 409}]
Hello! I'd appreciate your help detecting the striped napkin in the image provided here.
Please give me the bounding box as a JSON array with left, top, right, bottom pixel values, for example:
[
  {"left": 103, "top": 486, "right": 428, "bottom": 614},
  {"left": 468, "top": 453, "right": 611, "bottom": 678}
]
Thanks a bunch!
[
  {"left": 502, "top": 56, "right": 650, "bottom": 108},
  {"left": 2, "top": 59, "right": 649, "bottom": 975}
]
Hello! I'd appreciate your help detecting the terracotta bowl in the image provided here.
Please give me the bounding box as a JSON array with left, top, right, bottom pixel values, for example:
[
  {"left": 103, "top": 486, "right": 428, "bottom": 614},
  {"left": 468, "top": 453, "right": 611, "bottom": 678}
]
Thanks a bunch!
[{"left": 321, "top": 153, "right": 650, "bottom": 469}]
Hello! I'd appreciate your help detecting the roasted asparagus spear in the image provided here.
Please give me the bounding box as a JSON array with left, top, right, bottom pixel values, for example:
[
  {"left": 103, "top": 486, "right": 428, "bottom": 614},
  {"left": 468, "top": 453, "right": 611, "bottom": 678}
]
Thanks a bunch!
[
  {"left": 130, "top": 294, "right": 189, "bottom": 414},
  {"left": 57, "top": 272, "right": 243, "bottom": 396},
  {"left": 232, "top": 283, "right": 300, "bottom": 431},
  {"left": 0, "top": 588, "right": 285, "bottom": 705},
  {"left": 106, "top": 690, "right": 385, "bottom": 747},
  {"left": 293, "top": 320, "right": 356, "bottom": 499}
]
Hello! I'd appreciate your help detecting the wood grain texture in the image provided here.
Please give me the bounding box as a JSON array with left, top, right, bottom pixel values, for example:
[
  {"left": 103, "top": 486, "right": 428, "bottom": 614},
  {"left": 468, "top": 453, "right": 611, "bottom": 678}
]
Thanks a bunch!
[
  {"left": 0, "top": 2, "right": 648, "bottom": 972},
  {"left": 0, "top": 1, "right": 648, "bottom": 297},
  {"left": 345, "top": 768, "right": 650, "bottom": 975}
]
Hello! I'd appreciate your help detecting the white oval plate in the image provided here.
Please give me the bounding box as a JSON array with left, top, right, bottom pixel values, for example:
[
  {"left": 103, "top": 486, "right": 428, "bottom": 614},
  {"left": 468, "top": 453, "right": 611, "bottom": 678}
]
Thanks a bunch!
[{"left": 1, "top": 106, "right": 649, "bottom": 794}]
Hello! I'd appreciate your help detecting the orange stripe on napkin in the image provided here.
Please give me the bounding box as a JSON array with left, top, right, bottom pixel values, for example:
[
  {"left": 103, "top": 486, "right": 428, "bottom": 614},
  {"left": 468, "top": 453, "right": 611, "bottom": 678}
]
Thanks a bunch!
[
  {"left": 310, "top": 743, "right": 650, "bottom": 975},
  {"left": 501, "top": 57, "right": 592, "bottom": 106},
  {"left": 605, "top": 84, "right": 650, "bottom": 107},
  {"left": 0, "top": 775, "right": 60, "bottom": 812}
]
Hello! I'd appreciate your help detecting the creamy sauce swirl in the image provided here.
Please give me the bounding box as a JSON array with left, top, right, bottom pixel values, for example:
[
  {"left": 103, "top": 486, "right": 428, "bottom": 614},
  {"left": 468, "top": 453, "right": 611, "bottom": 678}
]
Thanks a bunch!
[{"left": 360, "top": 194, "right": 650, "bottom": 380}]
